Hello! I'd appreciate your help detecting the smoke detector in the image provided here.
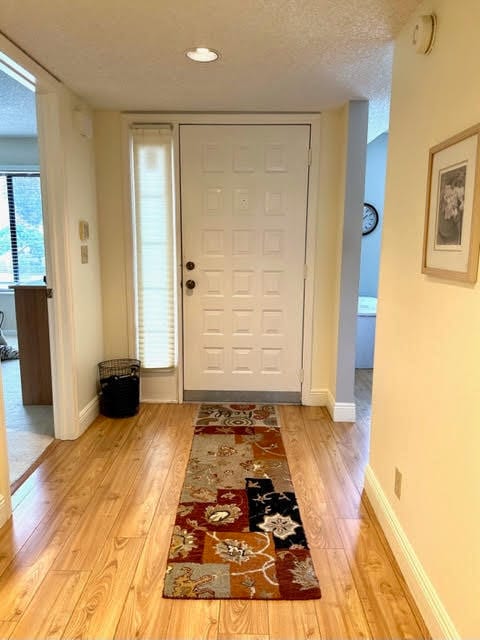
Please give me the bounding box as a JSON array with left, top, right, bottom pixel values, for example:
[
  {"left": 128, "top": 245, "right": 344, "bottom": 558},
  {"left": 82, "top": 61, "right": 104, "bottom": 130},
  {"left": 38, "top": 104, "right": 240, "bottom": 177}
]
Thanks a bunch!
[{"left": 412, "top": 14, "right": 437, "bottom": 55}]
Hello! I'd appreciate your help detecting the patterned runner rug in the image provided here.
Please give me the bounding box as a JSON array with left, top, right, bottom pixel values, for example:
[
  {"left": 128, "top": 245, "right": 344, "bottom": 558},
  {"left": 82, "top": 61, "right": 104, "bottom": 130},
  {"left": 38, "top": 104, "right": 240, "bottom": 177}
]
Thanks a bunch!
[{"left": 163, "top": 403, "right": 321, "bottom": 600}]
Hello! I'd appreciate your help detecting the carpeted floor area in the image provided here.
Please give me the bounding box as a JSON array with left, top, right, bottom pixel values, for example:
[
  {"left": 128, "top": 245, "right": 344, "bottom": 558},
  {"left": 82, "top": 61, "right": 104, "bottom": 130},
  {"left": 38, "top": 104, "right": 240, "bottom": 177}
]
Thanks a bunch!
[
  {"left": 1, "top": 333, "right": 54, "bottom": 483},
  {"left": 6, "top": 429, "right": 54, "bottom": 483},
  {"left": 1, "top": 354, "right": 54, "bottom": 436}
]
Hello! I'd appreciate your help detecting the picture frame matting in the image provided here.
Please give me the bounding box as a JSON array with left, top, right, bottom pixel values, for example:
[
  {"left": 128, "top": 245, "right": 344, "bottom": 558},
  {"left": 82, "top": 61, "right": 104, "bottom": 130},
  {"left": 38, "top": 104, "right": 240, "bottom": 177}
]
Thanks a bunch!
[{"left": 422, "top": 123, "right": 480, "bottom": 283}]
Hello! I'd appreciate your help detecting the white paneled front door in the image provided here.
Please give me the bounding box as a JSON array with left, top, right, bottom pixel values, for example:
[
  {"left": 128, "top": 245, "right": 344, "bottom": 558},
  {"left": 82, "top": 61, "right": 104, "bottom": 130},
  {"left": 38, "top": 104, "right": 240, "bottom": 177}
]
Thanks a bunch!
[{"left": 180, "top": 124, "right": 310, "bottom": 399}]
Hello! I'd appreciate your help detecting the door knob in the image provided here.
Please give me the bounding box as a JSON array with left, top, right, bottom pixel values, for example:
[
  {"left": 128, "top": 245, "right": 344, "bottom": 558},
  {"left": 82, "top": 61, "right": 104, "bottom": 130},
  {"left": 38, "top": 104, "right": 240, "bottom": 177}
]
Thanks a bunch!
[
  {"left": 185, "top": 279, "right": 196, "bottom": 290},
  {"left": 186, "top": 261, "right": 195, "bottom": 271}
]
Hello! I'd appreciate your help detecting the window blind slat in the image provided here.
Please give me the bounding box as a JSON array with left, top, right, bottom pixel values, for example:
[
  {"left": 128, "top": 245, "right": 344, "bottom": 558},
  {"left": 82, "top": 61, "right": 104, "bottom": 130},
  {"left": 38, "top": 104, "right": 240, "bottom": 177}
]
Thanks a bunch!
[
  {"left": 131, "top": 129, "right": 177, "bottom": 369},
  {"left": 0, "top": 173, "right": 44, "bottom": 285}
]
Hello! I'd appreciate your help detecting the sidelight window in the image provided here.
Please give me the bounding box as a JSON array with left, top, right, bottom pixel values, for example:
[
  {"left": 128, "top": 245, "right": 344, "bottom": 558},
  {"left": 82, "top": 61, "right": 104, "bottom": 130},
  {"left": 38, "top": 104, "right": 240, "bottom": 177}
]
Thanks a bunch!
[{"left": 130, "top": 127, "right": 177, "bottom": 369}]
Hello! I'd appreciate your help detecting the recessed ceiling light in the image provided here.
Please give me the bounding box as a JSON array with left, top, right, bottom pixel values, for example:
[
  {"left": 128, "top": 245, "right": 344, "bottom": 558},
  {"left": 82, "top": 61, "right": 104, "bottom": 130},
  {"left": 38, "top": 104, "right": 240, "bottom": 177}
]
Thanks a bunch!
[{"left": 185, "top": 47, "right": 219, "bottom": 63}]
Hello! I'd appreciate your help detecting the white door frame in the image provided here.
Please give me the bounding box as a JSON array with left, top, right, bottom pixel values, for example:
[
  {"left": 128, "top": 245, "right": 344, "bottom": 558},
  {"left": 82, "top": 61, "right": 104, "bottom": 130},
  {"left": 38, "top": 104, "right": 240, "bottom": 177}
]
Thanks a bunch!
[
  {"left": 0, "top": 36, "right": 78, "bottom": 527},
  {"left": 0, "top": 36, "right": 79, "bottom": 446},
  {"left": 121, "top": 112, "right": 320, "bottom": 405},
  {"left": 36, "top": 89, "right": 80, "bottom": 439}
]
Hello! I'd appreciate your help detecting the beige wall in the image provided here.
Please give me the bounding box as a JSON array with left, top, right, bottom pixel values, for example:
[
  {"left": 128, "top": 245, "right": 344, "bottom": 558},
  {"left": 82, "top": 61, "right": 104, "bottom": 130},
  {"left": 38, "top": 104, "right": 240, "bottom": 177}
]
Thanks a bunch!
[
  {"left": 311, "top": 106, "right": 348, "bottom": 393},
  {"left": 94, "top": 112, "right": 130, "bottom": 359},
  {"left": 370, "top": 1, "right": 480, "bottom": 636},
  {"left": 55, "top": 88, "right": 104, "bottom": 414},
  {"left": 94, "top": 113, "right": 179, "bottom": 402}
]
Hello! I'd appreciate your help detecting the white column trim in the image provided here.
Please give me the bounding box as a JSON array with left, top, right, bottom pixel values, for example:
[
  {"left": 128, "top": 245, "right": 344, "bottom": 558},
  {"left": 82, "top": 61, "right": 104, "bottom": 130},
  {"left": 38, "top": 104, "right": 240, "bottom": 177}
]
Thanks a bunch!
[
  {"left": 37, "top": 89, "right": 80, "bottom": 440},
  {"left": 301, "top": 117, "right": 321, "bottom": 407},
  {"left": 302, "top": 388, "right": 330, "bottom": 406},
  {"left": 298, "top": 387, "right": 356, "bottom": 421},
  {"left": 326, "top": 390, "right": 356, "bottom": 422}
]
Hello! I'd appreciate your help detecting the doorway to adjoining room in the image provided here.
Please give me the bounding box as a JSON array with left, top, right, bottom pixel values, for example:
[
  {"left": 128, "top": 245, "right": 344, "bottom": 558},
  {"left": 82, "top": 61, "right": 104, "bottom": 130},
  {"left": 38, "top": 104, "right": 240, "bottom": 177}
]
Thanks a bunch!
[
  {"left": 0, "top": 69, "right": 54, "bottom": 489},
  {"left": 355, "top": 132, "right": 388, "bottom": 426}
]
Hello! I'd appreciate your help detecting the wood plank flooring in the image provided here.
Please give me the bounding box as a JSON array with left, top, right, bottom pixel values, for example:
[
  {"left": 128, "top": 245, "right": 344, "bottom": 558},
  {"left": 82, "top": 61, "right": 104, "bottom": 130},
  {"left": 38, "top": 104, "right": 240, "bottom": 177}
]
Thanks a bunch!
[{"left": 0, "top": 399, "right": 430, "bottom": 639}]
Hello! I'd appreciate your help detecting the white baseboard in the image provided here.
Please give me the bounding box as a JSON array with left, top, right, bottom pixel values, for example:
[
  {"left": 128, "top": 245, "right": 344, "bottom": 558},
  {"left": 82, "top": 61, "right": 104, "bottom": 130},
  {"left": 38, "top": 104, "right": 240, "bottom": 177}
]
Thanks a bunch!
[
  {"left": 79, "top": 395, "right": 99, "bottom": 435},
  {"left": 326, "top": 390, "right": 356, "bottom": 422},
  {"left": 365, "top": 466, "right": 460, "bottom": 640},
  {"left": 141, "top": 398, "right": 177, "bottom": 404},
  {"left": 0, "top": 494, "right": 10, "bottom": 529},
  {"left": 302, "top": 388, "right": 356, "bottom": 421},
  {"left": 302, "top": 388, "right": 329, "bottom": 406}
]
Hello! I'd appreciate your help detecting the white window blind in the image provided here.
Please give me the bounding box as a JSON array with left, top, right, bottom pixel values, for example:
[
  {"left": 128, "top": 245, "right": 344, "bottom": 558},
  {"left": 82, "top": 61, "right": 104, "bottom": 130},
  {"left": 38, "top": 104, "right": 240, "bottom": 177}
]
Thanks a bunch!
[{"left": 131, "top": 127, "right": 176, "bottom": 369}]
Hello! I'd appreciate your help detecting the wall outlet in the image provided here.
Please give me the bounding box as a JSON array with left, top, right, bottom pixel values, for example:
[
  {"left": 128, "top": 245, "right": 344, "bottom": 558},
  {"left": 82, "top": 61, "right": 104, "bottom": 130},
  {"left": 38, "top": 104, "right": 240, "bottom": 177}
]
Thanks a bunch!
[{"left": 394, "top": 467, "right": 402, "bottom": 499}]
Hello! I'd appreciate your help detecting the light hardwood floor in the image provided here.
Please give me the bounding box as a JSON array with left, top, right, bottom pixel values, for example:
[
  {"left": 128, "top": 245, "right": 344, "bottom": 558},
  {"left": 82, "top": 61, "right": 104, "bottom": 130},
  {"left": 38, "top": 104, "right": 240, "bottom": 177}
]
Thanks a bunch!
[{"left": 0, "top": 401, "right": 430, "bottom": 639}]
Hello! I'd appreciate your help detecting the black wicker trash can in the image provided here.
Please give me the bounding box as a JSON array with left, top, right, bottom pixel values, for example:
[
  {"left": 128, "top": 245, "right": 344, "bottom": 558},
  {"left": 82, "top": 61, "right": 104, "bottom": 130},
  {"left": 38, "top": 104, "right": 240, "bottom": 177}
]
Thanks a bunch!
[{"left": 98, "top": 359, "right": 140, "bottom": 418}]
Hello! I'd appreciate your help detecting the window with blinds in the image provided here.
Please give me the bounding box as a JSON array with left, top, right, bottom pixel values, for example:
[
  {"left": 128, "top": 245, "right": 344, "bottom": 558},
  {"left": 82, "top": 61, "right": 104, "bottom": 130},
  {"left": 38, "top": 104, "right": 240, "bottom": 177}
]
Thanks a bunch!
[
  {"left": 0, "top": 173, "right": 45, "bottom": 285},
  {"left": 130, "top": 127, "right": 177, "bottom": 369}
]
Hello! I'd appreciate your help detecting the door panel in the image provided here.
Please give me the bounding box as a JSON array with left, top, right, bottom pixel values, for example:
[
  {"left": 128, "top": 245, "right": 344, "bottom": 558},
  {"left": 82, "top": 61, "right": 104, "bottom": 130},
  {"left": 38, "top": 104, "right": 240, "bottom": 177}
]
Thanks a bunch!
[{"left": 181, "top": 124, "right": 310, "bottom": 393}]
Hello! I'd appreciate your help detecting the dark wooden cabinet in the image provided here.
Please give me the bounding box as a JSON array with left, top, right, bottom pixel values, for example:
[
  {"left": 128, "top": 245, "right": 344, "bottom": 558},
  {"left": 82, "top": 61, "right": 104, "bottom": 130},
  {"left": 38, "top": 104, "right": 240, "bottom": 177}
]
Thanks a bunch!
[{"left": 11, "top": 285, "right": 52, "bottom": 405}]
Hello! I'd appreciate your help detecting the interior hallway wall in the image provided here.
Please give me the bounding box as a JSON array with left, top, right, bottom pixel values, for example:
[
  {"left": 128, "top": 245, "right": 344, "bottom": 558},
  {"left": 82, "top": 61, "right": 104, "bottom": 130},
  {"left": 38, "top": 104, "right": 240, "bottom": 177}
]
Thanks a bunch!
[
  {"left": 93, "top": 112, "right": 128, "bottom": 362},
  {"left": 59, "top": 89, "right": 104, "bottom": 414},
  {"left": 369, "top": 1, "right": 480, "bottom": 636}
]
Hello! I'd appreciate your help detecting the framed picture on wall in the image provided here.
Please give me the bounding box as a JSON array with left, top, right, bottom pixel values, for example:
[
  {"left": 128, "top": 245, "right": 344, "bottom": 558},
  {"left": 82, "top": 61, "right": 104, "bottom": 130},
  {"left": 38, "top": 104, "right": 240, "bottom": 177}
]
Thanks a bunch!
[{"left": 422, "top": 124, "right": 480, "bottom": 283}]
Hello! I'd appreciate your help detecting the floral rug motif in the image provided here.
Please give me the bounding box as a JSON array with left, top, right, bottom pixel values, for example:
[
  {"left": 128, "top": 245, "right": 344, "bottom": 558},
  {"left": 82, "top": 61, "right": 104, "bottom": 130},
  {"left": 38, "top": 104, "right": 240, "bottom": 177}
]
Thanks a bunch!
[{"left": 163, "top": 403, "right": 321, "bottom": 600}]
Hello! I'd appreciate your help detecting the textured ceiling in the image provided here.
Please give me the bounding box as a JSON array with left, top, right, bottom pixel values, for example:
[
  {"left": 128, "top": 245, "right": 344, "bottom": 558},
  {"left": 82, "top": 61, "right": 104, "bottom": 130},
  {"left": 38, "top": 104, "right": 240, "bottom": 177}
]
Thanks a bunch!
[
  {"left": 0, "top": 0, "right": 422, "bottom": 139},
  {"left": 0, "top": 71, "right": 37, "bottom": 136}
]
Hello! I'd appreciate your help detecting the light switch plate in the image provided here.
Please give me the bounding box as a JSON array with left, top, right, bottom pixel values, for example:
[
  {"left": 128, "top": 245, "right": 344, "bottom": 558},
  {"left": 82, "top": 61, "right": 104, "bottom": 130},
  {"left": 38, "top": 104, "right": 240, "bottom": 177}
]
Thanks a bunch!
[{"left": 81, "top": 245, "right": 88, "bottom": 264}]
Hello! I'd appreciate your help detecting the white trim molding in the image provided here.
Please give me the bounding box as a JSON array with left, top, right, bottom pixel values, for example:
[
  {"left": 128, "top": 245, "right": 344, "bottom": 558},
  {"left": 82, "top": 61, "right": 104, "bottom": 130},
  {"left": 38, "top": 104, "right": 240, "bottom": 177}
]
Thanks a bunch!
[
  {"left": 79, "top": 396, "right": 99, "bottom": 436},
  {"left": 302, "top": 388, "right": 329, "bottom": 406},
  {"left": 301, "top": 387, "right": 356, "bottom": 422},
  {"left": 36, "top": 89, "right": 80, "bottom": 441},
  {"left": 326, "top": 390, "right": 356, "bottom": 422},
  {"left": 365, "top": 466, "right": 460, "bottom": 640},
  {"left": 0, "top": 494, "right": 9, "bottom": 529}
]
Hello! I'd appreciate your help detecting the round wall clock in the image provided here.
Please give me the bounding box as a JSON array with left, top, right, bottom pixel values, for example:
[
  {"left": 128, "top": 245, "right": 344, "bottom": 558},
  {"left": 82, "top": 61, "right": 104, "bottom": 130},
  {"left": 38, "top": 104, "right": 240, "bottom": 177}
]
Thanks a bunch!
[{"left": 362, "top": 203, "right": 379, "bottom": 236}]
